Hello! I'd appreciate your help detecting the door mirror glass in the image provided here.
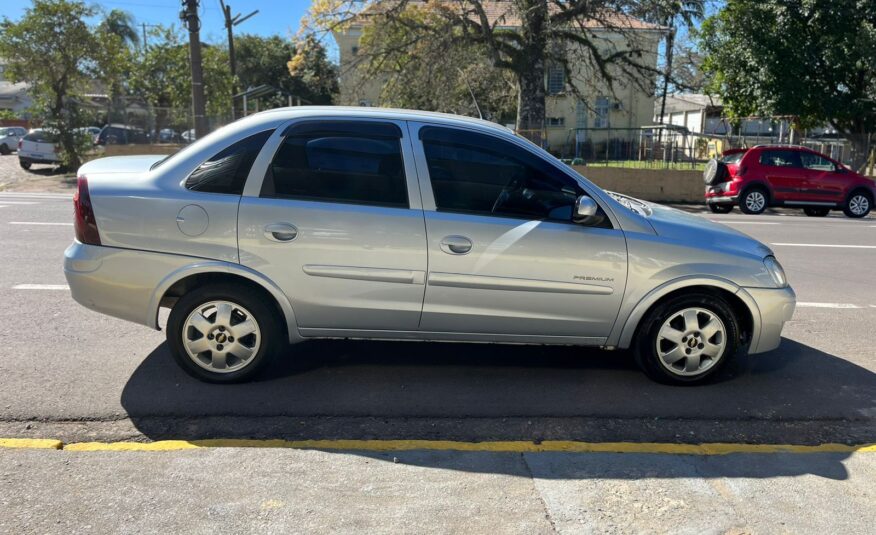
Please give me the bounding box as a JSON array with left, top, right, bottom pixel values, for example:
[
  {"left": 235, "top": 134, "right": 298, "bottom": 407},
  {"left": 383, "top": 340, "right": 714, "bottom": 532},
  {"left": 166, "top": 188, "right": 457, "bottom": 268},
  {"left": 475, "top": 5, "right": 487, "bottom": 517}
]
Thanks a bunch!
[{"left": 573, "top": 195, "right": 600, "bottom": 224}]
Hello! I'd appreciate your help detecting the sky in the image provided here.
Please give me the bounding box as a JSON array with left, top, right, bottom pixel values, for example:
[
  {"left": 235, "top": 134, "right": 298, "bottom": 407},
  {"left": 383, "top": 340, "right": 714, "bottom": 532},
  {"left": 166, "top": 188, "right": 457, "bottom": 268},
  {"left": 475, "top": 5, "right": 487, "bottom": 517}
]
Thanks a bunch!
[{"left": 0, "top": 1, "right": 315, "bottom": 48}]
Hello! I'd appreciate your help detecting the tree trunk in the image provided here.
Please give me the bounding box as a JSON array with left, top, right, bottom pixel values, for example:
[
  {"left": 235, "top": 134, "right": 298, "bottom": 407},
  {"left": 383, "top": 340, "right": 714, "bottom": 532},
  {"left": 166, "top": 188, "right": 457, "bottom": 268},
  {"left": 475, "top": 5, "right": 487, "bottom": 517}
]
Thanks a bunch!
[
  {"left": 514, "top": 0, "right": 548, "bottom": 139},
  {"left": 847, "top": 133, "right": 871, "bottom": 173}
]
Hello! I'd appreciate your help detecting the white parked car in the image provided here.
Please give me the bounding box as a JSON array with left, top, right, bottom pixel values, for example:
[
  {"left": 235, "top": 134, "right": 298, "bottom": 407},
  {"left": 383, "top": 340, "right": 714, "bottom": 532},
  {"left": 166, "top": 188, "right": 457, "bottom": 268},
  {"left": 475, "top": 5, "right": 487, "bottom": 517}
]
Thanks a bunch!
[
  {"left": 18, "top": 129, "right": 61, "bottom": 169},
  {"left": 0, "top": 126, "right": 27, "bottom": 155}
]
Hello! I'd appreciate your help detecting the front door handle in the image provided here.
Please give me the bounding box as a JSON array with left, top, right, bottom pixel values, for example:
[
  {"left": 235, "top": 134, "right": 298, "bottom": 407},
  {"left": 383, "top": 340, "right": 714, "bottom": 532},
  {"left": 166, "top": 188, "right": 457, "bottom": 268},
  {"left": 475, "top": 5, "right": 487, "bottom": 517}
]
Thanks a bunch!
[
  {"left": 264, "top": 223, "right": 298, "bottom": 242},
  {"left": 439, "top": 235, "right": 472, "bottom": 255}
]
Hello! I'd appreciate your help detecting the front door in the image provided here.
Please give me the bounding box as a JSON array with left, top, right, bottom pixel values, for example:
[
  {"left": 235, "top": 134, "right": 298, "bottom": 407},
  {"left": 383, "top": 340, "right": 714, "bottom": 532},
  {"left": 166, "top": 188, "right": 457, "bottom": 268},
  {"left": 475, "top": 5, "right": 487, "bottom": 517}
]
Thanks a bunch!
[
  {"left": 237, "top": 119, "right": 428, "bottom": 332},
  {"left": 758, "top": 149, "right": 806, "bottom": 202},
  {"left": 409, "top": 123, "right": 628, "bottom": 340},
  {"left": 800, "top": 151, "right": 846, "bottom": 203}
]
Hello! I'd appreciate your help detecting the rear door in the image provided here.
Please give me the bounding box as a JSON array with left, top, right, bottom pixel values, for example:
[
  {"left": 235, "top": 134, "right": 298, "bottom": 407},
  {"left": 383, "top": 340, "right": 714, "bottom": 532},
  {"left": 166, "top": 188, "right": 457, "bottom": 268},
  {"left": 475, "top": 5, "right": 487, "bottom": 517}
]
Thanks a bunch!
[
  {"left": 758, "top": 149, "right": 805, "bottom": 202},
  {"left": 410, "top": 123, "right": 627, "bottom": 341},
  {"left": 237, "top": 119, "right": 428, "bottom": 333}
]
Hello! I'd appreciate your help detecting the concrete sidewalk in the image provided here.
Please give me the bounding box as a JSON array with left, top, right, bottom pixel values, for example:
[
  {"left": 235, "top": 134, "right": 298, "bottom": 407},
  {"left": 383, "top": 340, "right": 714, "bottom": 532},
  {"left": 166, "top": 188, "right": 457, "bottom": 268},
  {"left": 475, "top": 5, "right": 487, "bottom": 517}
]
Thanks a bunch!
[{"left": 2, "top": 447, "right": 874, "bottom": 534}]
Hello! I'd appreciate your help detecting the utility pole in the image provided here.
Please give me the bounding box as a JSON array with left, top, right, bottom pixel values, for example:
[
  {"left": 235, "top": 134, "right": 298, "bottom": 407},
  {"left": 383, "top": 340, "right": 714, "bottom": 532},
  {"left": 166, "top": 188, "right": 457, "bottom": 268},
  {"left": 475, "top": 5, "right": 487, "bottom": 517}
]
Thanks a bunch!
[
  {"left": 219, "top": 0, "right": 258, "bottom": 119},
  {"left": 181, "top": 0, "right": 208, "bottom": 138}
]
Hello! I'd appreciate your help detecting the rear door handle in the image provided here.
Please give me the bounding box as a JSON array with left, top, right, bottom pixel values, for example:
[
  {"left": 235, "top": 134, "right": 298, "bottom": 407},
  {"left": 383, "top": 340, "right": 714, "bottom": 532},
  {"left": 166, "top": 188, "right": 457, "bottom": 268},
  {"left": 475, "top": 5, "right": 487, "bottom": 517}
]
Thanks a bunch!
[
  {"left": 264, "top": 223, "right": 298, "bottom": 242},
  {"left": 439, "top": 235, "right": 472, "bottom": 255}
]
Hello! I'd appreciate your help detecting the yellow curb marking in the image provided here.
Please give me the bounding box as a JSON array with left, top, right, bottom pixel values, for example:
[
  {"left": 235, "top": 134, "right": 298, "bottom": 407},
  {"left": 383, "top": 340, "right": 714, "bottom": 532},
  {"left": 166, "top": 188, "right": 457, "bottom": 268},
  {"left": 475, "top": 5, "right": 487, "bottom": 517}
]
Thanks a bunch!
[
  {"left": 0, "top": 438, "right": 63, "bottom": 450},
  {"left": 53, "top": 439, "right": 876, "bottom": 454}
]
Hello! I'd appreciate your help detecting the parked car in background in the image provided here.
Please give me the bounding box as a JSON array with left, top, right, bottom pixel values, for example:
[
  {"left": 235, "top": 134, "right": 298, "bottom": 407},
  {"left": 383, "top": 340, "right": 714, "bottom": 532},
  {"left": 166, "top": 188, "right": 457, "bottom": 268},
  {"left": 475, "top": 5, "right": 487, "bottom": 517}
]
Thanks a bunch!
[
  {"left": 0, "top": 126, "right": 27, "bottom": 155},
  {"left": 181, "top": 129, "right": 196, "bottom": 143},
  {"left": 64, "top": 108, "right": 795, "bottom": 386},
  {"left": 17, "top": 129, "right": 61, "bottom": 169},
  {"left": 159, "top": 128, "right": 180, "bottom": 143},
  {"left": 96, "top": 124, "right": 149, "bottom": 146},
  {"left": 77, "top": 126, "right": 101, "bottom": 145},
  {"left": 704, "top": 145, "right": 874, "bottom": 218}
]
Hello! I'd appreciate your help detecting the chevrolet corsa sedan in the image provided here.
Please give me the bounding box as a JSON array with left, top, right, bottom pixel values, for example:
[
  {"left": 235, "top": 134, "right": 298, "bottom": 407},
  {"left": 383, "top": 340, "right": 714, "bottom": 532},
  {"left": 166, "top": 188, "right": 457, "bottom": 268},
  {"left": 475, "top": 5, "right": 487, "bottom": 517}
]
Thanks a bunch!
[{"left": 64, "top": 108, "right": 795, "bottom": 385}]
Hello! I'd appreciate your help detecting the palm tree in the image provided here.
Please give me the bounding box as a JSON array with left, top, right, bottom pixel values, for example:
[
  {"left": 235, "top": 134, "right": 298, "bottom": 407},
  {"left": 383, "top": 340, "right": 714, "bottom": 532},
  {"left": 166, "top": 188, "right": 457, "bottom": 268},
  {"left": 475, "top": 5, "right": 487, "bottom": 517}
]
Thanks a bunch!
[
  {"left": 100, "top": 9, "right": 138, "bottom": 49},
  {"left": 649, "top": 1, "right": 707, "bottom": 125}
]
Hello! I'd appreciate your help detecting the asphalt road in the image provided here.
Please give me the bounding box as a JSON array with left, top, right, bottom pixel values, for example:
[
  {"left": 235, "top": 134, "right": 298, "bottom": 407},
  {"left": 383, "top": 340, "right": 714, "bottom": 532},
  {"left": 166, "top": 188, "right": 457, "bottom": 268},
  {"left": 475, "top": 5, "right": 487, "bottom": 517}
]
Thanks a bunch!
[{"left": 1, "top": 187, "right": 875, "bottom": 533}]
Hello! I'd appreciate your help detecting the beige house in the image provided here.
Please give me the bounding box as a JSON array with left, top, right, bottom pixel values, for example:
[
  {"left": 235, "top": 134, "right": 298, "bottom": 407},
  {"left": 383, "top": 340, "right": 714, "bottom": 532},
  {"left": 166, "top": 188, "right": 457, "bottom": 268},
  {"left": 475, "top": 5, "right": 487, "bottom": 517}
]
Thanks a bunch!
[{"left": 333, "top": 1, "right": 664, "bottom": 155}]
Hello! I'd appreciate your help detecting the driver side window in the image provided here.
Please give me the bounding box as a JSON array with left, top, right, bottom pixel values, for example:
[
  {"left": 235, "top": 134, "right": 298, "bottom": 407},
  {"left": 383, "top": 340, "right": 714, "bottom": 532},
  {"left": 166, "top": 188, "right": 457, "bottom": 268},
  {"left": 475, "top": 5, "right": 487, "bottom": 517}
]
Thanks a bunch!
[{"left": 420, "top": 126, "right": 596, "bottom": 223}]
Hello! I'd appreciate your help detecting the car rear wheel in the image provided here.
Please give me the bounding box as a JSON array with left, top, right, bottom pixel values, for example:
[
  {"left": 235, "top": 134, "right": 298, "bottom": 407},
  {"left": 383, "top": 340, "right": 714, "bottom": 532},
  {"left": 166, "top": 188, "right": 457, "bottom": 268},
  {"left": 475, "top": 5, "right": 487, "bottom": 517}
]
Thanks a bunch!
[
  {"left": 708, "top": 204, "right": 733, "bottom": 214},
  {"left": 634, "top": 293, "right": 739, "bottom": 385},
  {"left": 166, "top": 284, "right": 282, "bottom": 383},
  {"left": 0, "top": 144, "right": 10, "bottom": 155},
  {"left": 739, "top": 187, "right": 768, "bottom": 215},
  {"left": 19, "top": 159, "right": 31, "bottom": 170},
  {"left": 803, "top": 207, "right": 830, "bottom": 217},
  {"left": 843, "top": 191, "right": 872, "bottom": 218}
]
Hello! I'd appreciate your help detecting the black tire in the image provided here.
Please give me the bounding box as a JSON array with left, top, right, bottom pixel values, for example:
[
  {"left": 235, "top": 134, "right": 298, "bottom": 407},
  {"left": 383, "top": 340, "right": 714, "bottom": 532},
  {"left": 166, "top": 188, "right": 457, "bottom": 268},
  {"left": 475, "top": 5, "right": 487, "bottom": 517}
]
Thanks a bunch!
[
  {"left": 842, "top": 190, "right": 872, "bottom": 218},
  {"left": 166, "top": 283, "right": 283, "bottom": 383},
  {"left": 19, "top": 159, "right": 31, "bottom": 170},
  {"left": 703, "top": 158, "right": 729, "bottom": 185},
  {"left": 803, "top": 207, "right": 830, "bottom": 217},
  {"left": 0, "top": 144, "right": 10, "bottom": 155},
  {"left": 634, "top": 292, "right": 740, "bottom": 385},
  {"left": 708, "top": 203, "right": 733, "bottom": 214},
  {"left": 739, "top": 187, "right": 768, "bottom": 215}
]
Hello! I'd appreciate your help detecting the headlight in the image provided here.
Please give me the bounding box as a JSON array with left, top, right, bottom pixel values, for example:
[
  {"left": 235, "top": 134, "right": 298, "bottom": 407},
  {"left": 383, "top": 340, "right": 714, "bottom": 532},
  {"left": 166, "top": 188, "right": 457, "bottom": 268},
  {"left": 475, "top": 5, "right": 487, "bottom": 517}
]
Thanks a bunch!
[{"left": 763, "top": 256, "right": 788, "bottom": 288}]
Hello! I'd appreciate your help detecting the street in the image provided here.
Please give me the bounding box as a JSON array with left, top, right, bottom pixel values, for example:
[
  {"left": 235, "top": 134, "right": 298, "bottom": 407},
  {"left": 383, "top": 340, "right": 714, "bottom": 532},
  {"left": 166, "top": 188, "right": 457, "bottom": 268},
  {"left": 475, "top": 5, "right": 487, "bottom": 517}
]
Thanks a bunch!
[{"left": 1, "top": 185, "right": 875, "bottom": 533}]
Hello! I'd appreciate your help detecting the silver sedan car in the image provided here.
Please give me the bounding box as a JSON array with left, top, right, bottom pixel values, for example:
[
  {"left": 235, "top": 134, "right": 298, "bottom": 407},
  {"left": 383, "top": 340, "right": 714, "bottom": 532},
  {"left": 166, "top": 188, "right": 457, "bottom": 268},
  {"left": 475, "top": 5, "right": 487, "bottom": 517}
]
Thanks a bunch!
[{"left": 64, "top": 107, "right": 796, "bottom": 385}]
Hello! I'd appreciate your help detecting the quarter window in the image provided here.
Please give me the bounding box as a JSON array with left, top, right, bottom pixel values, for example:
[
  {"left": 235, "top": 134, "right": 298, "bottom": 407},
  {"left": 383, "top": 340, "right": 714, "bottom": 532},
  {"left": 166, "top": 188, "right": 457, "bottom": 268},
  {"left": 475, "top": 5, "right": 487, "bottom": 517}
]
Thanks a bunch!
[
  {"left": 261, "top": 121, "right": 408, "bottom": 208},
  {"left": 185, "top": 130, "right": 274, "bottom": 195},
  {"left": 759, "top": 150, "right": 802, "bottom": 168},
  {"left": 420, "top": 126, "right": 604, "bottom": 224}
]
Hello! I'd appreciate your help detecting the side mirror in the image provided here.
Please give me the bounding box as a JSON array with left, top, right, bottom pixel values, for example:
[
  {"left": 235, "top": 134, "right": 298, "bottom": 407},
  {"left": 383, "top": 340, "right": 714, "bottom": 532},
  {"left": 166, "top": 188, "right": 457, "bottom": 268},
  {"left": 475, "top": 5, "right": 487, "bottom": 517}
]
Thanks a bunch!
[
  {"left": 835, "top": 165, "right": 846, "bottom": 173},
  {"left": 573, "top": 195, "right": 600, "bottom": 224}
]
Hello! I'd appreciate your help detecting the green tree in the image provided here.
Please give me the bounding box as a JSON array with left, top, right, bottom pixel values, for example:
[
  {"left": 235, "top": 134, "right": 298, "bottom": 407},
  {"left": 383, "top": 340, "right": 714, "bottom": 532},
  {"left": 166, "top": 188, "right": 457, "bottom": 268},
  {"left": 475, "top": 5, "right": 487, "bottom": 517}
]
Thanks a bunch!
[
  {"left": 307, "top": 1, "right": 665, "bottom": 132},
  {"left": 99, "top": 8, "right": 138, "bottom": 48},
  {"left": 287, "top": 34, "right": 339, "bottom": 105},
  {"left": 0, "top": 0, "right": 125, "bottom": 168},
  {"left": 701, "top": 0, "right": 876, "bottom": 170}
]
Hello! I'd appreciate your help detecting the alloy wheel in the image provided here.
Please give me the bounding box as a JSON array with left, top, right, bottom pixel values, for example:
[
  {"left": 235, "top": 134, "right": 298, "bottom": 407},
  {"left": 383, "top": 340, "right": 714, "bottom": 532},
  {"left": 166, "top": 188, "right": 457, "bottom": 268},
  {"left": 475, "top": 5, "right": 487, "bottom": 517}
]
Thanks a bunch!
[
  {"left": 182, "top": 300, "right": 261, "bottom": 373},
  {"left": 848, "top": 194, "right": 870, "bottom": 216},
  {"left": 656, "top": 307, "right": 727, "bottom": 377},
  {"left": 744, "top": 191, "right": 766, "bottom": 213}
]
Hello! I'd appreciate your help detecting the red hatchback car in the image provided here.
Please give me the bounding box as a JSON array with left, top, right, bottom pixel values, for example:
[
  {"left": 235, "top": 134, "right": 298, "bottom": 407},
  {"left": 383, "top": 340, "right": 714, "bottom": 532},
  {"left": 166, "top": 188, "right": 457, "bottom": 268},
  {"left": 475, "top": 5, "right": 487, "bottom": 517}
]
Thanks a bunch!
[{"left": 704, "top": 145, "right": 874, "bottom": 218}]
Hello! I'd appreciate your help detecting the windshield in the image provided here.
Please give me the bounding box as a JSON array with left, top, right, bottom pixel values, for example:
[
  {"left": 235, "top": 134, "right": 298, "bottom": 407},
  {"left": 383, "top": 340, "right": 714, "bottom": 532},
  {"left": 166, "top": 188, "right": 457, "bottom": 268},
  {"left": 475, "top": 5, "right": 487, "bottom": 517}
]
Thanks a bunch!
[{"left": 721, "top": 151, "right": 745, "bottom": 164}]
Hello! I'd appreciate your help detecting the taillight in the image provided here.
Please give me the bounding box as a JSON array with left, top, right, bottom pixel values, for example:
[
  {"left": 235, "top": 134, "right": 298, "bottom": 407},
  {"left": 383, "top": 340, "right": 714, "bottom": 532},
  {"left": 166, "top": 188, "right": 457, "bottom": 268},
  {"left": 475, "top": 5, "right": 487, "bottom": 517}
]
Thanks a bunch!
[{"left": 73, "top": 176, "right": 101, "bottom": 245}]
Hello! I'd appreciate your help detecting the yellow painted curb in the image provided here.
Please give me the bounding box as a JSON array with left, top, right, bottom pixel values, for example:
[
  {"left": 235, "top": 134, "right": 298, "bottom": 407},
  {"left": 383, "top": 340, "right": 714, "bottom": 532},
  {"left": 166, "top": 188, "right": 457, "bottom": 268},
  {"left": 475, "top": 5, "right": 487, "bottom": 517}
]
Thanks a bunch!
[
  {"left": 60, "top": 439, "right": 876, "bottom": 455},
  {"left": 0, "top": 438, "right": 63, "bottom": 450}
]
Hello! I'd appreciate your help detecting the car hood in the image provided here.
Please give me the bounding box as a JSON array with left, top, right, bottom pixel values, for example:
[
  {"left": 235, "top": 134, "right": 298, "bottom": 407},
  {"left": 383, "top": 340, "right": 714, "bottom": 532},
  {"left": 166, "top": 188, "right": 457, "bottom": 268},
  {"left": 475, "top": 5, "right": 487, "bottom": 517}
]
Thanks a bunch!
[
  {"left": 77, "top": 155, "right": 166, "bottom": 175},
  {"left": 643, "top": 201, "right": 773, "bottom": 259}
]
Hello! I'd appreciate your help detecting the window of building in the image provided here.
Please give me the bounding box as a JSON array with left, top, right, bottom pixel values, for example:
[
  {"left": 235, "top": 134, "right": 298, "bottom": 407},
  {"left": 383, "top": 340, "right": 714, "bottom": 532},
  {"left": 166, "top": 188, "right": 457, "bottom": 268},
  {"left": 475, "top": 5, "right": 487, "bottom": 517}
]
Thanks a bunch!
[
  {"left": 420, "top": 126, "right": 607, "bottom": 225},
  {"left": 185, "top": 130, "right": 274, "bottom": 195},
  {"left": 261, "top": 121, "right": 408, "bottom": 208},
  {"left": 547, "top": 64, "right": 565, "bottom": 95},
  {"left": 351, "top": 46, "right": 359, "bottom": 56},
  {"left": 594, "top": 96, "right": 610, "bottom": 128},
  {"left": 546, "top": 117, "right": 565, "bottom": 127},
  {"left": 759, "top": 150, "right": 802, "bottom": 168}
]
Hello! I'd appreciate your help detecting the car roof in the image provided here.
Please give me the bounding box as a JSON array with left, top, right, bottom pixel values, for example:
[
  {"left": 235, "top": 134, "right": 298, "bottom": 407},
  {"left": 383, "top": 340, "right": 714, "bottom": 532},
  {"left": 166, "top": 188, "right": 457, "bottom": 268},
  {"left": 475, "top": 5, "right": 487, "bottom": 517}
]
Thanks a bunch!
[{"left": 251, "top": 106, "right": 514, "bottom": 134}]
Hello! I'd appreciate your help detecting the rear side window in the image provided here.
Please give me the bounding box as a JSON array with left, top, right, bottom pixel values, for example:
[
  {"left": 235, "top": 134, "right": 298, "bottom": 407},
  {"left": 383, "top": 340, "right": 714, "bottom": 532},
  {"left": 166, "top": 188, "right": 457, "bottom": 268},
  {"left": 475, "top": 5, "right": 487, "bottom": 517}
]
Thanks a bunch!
[
  {"left": 261, "top": 121, "right": 408, "bottom": 208},
  {"left": 759, "top": 150, "right": 802, "bottom": 167},
  {"left": 185, "top": 130, "right": 274, "bottom": 195}
]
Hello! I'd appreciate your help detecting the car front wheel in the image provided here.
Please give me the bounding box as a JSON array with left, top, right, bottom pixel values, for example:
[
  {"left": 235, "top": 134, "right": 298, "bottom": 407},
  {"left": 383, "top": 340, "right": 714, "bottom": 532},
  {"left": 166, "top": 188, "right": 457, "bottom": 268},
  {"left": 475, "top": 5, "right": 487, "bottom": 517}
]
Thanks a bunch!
[
  {"left": 634, "top": 293, "right": 740, "bottom": 385},
  {"left": 19, "top": 159, "right": 31, "bottom": 170},
  {"left": 739, "top": 188, "right": 768, "bottom": 215},
  {"left": 166, "top": 284, "right": 282, "bottom": 383},
  {"left": 843, "top": 191, "right": 872, "bottom": 218}
]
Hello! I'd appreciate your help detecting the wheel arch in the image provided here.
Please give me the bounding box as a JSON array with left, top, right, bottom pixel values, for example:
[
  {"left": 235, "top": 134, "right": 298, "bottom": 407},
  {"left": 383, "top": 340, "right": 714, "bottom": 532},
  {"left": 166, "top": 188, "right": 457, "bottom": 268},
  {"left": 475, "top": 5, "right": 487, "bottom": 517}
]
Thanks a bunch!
[
  {"left": 740, "top": 181, "right": 773, "bottom": 203},
  {"left": 613, "top": 277, "right": 760, "bottom": 352},
  {"left": 147, "top": 262, "right": 302, "bottom": 343}
]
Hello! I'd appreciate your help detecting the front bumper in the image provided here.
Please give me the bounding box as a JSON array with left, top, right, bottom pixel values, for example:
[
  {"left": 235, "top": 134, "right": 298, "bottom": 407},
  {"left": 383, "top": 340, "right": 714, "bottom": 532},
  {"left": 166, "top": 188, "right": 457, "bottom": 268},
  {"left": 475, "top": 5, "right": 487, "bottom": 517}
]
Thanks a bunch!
[
  {"left": 743, "top": 286, "right": 796, "bottom": 354},
  {"left": 706, "top": 195, "right": 737, "bottom": 204}
]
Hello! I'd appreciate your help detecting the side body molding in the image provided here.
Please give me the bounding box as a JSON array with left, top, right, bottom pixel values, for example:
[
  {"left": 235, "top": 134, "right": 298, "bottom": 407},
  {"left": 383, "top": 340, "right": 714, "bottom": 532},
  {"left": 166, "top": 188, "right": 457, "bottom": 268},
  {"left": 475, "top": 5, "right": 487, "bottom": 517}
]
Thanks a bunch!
[
  {"left": 608, "top": 276, "right": 763, "bottom": 351},
  {"left": 148, "top": 260, "right": 303, "bottom": 343}
]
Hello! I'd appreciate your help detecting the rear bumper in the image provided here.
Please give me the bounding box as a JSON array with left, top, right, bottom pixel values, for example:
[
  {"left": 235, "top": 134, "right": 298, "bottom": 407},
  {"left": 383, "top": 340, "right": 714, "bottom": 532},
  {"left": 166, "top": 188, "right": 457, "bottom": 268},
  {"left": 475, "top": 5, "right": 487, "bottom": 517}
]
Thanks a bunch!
[
  {"left": 743, "top": 286, "right": 796, "bottom": 354},
  {"left": 19, "top": 155, "right": 60, "bottom": 165},
  {"left": 64, "top": 241, "right": 195, "bottom": 329}
]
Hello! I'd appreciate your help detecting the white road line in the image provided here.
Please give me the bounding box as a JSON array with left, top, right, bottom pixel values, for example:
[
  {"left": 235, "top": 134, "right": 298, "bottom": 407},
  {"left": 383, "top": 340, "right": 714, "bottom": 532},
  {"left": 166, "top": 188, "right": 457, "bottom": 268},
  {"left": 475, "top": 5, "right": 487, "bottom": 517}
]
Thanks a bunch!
[
  {"left": 772, "top": 243, "right": 876, "bottom": 249},
  {"left": 0, "top": 201, "right": 38, "bottom": 205},
  {"left": 8, "top": 221, "right": 72, "bottom": 226},
  {"left": 710, "top": 220, "right": 780, "bottom": 225},
  {"left": 12, "top": 284, "right": 69, "bottom": 290},
  {"left": 797, "top": 302, "right": 862, "bottom": 309},
  {"left": 0, "top": 192, "right": 69, "bottom": 198}
]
